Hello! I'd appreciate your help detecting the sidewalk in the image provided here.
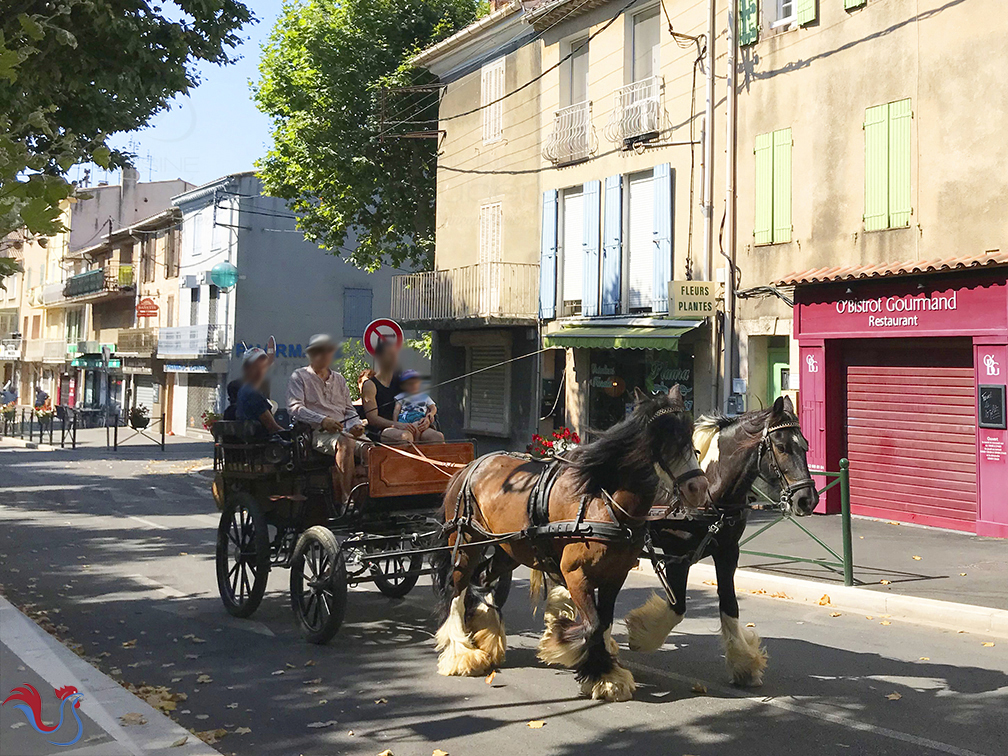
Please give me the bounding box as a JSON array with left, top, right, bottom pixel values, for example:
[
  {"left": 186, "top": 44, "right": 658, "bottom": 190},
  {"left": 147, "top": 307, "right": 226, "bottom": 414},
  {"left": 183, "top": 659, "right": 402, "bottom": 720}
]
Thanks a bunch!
[
  {"left": 0, "top": 597, "right": 217, "bottom": 756},
  {"left": 735, "top": 511, "right": 1008, "bottom": 611},
  {"left": 1, "top": 427, "right": 210, "bottom": 454}
]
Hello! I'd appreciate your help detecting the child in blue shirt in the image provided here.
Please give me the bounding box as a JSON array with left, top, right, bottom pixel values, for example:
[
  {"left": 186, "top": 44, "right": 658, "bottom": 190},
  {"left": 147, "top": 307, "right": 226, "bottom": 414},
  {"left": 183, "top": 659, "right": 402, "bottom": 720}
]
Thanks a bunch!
[{"left": 392, "top": 370, "right": 443, "bottom": 443}]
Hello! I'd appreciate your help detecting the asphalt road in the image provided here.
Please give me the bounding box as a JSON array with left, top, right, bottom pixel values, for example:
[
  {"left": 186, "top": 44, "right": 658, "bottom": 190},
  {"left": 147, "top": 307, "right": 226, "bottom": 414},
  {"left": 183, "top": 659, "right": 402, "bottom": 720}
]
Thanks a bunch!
[{"left": 1, "top": 442, "right": 1006, "bottom": 756}]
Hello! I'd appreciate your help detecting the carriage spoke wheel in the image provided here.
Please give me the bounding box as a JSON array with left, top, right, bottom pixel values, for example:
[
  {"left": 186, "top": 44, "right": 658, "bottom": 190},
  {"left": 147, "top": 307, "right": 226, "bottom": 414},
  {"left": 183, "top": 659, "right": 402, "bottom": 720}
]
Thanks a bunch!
[
  {"left": 290, "top": 526, "right": 347, "bottom": 645},
  {"left": 216, "top": 493, "right": 270, "bottom": 618},
  {"left": 368, "top": 537, "right": 422, "bottom": 599}
]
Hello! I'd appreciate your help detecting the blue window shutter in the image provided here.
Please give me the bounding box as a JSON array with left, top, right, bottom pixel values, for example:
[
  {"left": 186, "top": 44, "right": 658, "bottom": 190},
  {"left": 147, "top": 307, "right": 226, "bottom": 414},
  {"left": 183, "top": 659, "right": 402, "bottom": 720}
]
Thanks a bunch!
[
  {"left": 581, "top": 180, "right": 601, "bottom": 317},
  {"left": 601, "top": 175, "right": 622, "bottom": 316},
  {"left": 652, "top": 163, "right": 673, "bottom": 313},
  {"left": 539, "top": 190, "right": 558, "bottom": 319},
  {"left": 343, "top": 287, "right": 373, "bottom": 338}
]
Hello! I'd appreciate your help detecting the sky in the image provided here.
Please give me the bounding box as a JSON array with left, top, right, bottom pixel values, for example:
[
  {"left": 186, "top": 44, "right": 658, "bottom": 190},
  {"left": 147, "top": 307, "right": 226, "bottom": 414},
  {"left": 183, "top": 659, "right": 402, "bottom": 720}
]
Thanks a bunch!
[{"left": 72, "top": 0, "right": 286, "bottom": 189}]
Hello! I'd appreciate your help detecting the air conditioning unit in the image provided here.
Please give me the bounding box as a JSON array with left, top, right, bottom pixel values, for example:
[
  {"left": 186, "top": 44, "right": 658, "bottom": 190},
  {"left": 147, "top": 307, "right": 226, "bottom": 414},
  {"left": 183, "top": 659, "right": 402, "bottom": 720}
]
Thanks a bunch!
[{"left": 181, "top": 275, "right": 199, "bottom": 289}]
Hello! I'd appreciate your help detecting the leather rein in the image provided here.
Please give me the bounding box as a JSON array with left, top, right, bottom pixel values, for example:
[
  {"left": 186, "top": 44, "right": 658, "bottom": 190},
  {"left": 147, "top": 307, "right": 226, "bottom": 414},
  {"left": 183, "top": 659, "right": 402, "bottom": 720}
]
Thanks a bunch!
[{"left": 758, "top": 420, "right": 817, "bottom": 510}]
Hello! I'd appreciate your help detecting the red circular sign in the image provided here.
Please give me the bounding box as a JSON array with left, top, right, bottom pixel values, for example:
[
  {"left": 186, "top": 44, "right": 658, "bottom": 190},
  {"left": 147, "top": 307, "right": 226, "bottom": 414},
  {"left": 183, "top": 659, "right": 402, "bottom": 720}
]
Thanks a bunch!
[
  {"left": 363, "top": 318, "right": 404, "bottom": 356},
  {"left": 136, "top": 297, "right": 159, "bottom": 318}
]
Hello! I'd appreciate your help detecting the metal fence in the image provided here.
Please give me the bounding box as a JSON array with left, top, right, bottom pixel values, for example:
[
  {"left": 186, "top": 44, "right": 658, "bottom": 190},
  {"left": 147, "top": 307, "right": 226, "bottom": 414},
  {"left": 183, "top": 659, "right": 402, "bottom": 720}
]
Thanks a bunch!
[
  {"left": 603, "top": 75, "right": 664, "bottom": 148},
  {"left": 391, "top": 262, "right": 540, "bottom": 323}
]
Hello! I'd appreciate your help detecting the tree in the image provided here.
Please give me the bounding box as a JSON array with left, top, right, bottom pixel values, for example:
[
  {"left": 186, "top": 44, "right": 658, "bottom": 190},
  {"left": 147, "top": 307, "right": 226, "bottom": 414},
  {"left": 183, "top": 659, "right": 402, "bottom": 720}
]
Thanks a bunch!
[
  {"left": 0, "top": 257, "right": 20, "bottom": 291},
  {"left": 334, "top": 339, "right": 370, "bottom": 400},
  {"left": 0, "top": 1, "right": 253, "bottom": 238},
  {"left": 254, "top": 0, "right": 480, "bottom": 271}
]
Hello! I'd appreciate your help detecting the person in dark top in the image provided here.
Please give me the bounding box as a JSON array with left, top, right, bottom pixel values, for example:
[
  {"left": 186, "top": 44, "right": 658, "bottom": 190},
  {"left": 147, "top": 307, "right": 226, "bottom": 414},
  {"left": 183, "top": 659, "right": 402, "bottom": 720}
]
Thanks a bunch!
[
  {"left": 359, "top": 337, "right": 416, "bottom": 443},
  {"left": 236, "top": 348, "right": 282, "bottom": 434},
  {"left": 222, "top": 379, "right": 242, "bottom": 421}
]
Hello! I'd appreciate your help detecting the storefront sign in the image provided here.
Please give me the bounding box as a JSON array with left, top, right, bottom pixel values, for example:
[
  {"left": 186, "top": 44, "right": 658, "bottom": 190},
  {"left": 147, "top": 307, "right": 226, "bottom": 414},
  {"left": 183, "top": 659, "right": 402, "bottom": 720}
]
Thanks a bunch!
[
  {"left": 165, "top": 363, "right": 210, "bottom": 373},
  {"left": 979, "top": 384, "right": 1007, "bottom": 429},
  {"left": 668, "top": 280, "right": 718, "bottom": 318},
  {"left": 136, "top": 297, "right": 159, "bottom": 317}
]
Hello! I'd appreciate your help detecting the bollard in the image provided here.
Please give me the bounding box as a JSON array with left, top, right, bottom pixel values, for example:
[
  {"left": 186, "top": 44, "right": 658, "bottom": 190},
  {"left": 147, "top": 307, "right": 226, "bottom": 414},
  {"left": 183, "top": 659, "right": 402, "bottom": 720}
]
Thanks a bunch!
[
  {"left": 160, "top": 413, "right": 166, "bottom": 451},
  {"left": 114, "top": 420, "right": 118, "bottom": 451},
  {"left": 840, "top": 458, "right": 854, "bottom": 587},
  {"left": 72, "top": 410, "right": 77, "bottom": 450}
]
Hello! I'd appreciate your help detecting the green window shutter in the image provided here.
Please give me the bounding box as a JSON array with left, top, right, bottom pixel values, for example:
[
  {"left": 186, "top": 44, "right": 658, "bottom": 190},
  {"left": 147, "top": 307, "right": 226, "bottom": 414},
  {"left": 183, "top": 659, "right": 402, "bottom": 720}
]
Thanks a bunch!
[
  {"left": 845, "top": 0, "right": 867, "bottom": 9},
  {"left": 772, "top": 128, "right": 792, "bottom": 243},
  {"left": 739, "top": 0, "right": 759, "bottom": 47},
  {"left": 863, "top": 104, "right": 889, "bottom": 231},
  {"left": 797, "top": 0, "right": 817, "bottom": 25},
  {"left": 754, "top": 132, "right": 773, "bottom": 245},
  {"left": 888, "top": 99, "right": 912, "bottom": 228}
]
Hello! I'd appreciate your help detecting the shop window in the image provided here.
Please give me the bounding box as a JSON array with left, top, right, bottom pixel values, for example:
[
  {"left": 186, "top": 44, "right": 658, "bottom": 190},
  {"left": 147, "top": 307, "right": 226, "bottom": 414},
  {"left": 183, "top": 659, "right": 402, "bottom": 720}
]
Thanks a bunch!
[
  {"left": 864, "top": 99, "right": 912, "bottom": 231},
  {"left": 465, "top": 344, "right": 510, "bottom": 434},
  {"left": 588, "top": 348, "right": 694, "bottom": 431},
  {"left": 754, "top": 127, "right": 792, "bottom": 245},
  {"left": 561, "top": 186, "right": 584, "bottom": 316}
]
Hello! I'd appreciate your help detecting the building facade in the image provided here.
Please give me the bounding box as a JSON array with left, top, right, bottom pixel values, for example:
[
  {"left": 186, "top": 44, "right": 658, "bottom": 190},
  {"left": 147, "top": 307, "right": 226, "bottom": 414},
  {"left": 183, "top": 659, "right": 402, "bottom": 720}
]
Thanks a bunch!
[{"left": 166, "top": 172, "right": 427, "bottom": 438}]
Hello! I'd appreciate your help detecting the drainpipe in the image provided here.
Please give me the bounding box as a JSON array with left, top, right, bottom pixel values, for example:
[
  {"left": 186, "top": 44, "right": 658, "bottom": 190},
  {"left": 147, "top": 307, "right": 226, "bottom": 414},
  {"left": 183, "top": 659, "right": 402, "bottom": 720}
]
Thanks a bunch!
[
  {"left": 723, "top": 0, "right": 739, "bottom": 412},
  {"left": 704, "top": 0, "right": 718, "bottom": 413}
]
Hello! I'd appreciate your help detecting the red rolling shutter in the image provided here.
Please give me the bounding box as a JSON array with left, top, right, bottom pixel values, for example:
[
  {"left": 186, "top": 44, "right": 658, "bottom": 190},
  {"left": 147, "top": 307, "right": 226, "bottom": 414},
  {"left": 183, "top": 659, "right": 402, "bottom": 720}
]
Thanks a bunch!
[{"left": 846, "top": 365, "right": 977, "bottom": 529}]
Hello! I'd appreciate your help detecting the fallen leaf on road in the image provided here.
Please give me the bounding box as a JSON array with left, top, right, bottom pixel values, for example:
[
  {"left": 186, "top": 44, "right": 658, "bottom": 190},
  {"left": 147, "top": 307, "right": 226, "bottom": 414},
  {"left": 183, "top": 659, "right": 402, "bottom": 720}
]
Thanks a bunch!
[
  {"left": 374, "top": 698, "right": 387, "bottom": 705},
  {"left": 161, "top": 663, "right": 175, "bottom": 668},
  {"left": 110, "top": 668, "right": 122, "bottom": 676},
  {"left": 818, "top": 594, "right": 831, "bottom": 606},
  {"left": 527, "top": 720, "right": 546, "bottom": 729},
  {"left": 912, "top": 555, "right": 922, "bottom": 560},
  {"left": 485, "top": 671, "right": 497, "bottom": 685},
  {"left": 865, "top": 616, "right": 874, "bottom": 620},
  {"left": 830, "top": 612, "right": 842, "bottom": 617},
  {"left": 691, "top": 682, "right": 707, "bottom": 695},
  {"left": 98, "top": 652, "right": 111, "bottom": 658},
  {"left": 196, "top": 714, "right": 209, "bottom": 720},
  {"left": 433, "top": 750, "right": 449, "bottom": 756},
  {"left": 128, "top": 663, "right": 140, "bottom": 668},
  {"left": 304, "top": 660, "right": 316, "bottom": 667},
  {"left": 235, "top": 727, "right": 252, "bottom": 735},
  {"left": 227, "top": 703, "right": 238, "bottom": 709},
  {"left": 195, "top": 728, "right": 228, "bottom": 745},
  {"left": 271, "top": 670, "right": 285, "bottom": 676},
  {"left": 318, "top": 699, "right": 328, "bottom": 705},
  {"left": 880, "top": 580, "right": 891, "bottom": 586},
  {"left": 982, "top": 642, "right": 995, "bottom": 647},
  {"left": 286, "top": 663, "right": 296, "bottom": 669},
  {"left": 170, "top": 736, "right": 188, "bottom": 747},
  {"left": 179, "top": 552, "right": 188, "bottom": 556},
  {"left": 119, "top": 713, "right": 147, "bottom": 726},
  {"left": 171, "top": 677, "right": 182, "bottom": 683},
  {"left": 919, "top": 657, "right": 930, "bottom": 661},
  {"left": 750, "top": 588, "right": 767, "bottom": 595},
  {"left": 960, "top": 573, "right": 967, "bottom": 577},
  {"left": 304, "top": 678, "right": 322, "bottom": 685},
  {"left": 880, "top": 621, "right": 892, "bottom": 626},
  {"left": 702, "top": 580, "right": 717, "bottom": 586},
  {"left": 379, "top": 750, "right": 393, "bottom": 756},
  {"left": 307, "top": 720, "right": 338, "bottom": 729},
  {"left": 745, "top": 622, "right": 755, "bottom": 628},
  {"left": 886, "top": 692, "right": 902, "bottom": 701},
  {"left": 771, "top": 591, "right": 791, "bottom": 600},
  {"left": 196, "top": 675, "right": 212, "bottom": 684},
  {"left": 191, "top": 638, "right": 206, "bottom": 644},
  {"left": 122, "top": 639, "right": 137, "bottom": 648},
  {"left": 11, "top": 722, "right": 25, "bottom": 729},
  {"left": 185, "top": 654, "right": 199, "bottom": 660}
]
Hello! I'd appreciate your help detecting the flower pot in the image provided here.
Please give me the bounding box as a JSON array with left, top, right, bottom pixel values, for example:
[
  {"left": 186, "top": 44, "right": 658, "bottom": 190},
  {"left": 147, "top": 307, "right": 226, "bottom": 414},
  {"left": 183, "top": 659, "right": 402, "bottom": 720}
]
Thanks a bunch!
[{"left": 130, "top": 417, "right": 150, "bottom": 430}]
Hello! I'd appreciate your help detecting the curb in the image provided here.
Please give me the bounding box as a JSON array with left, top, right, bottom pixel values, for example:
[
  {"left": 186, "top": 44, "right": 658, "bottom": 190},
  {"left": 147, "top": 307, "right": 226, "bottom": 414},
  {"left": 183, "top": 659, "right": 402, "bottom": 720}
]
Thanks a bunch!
[
  {"left": 635, "top": 560, "right": 1008, "bottom": 639},
  {"left": 0, "top": 596, "right": 218, "bottom": 755},
  {"left": 0, "top": 436, "right": 60, "bottom": 451}
]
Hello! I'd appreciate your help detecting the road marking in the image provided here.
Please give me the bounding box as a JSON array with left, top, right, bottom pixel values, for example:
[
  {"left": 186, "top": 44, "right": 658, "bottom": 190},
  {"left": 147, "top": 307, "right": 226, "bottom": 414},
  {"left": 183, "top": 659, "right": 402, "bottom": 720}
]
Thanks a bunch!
[
  {"left": 124, "top": 573, "right": 186, "bottom": 598},
  {"left": 623, "top": 658, "right": 991, "bottom": 756},
  {"left": 113, "top": 511, "right": 169, "bottom": 530}
]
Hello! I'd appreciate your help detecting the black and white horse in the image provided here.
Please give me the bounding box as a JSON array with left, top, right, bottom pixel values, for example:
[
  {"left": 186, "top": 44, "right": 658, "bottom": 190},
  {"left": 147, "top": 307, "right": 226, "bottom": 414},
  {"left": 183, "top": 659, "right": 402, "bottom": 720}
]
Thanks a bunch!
[{"left": 624, "top": 395, "right": 818, "bottom": 686}]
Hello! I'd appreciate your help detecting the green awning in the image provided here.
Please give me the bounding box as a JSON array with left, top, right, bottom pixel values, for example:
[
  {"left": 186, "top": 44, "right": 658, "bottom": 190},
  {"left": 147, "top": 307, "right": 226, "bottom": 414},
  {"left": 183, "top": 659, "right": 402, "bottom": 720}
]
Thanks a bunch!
[{"left": 542, "top": 325, "right": 694, "bottom": 351}]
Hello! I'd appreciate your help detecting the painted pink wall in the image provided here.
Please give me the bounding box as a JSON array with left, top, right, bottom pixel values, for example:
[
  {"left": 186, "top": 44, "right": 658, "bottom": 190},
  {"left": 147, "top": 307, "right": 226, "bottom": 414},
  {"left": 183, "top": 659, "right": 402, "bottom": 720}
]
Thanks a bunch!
[{"left": 975, "top": 341, "right": 1008, "bottom": 537}]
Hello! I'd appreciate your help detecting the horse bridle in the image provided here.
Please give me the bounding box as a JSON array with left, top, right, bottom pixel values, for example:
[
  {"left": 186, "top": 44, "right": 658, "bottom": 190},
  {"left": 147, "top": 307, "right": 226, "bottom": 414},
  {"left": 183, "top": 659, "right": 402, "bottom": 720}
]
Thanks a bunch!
[
  {"left": 649, "top": 406, "right": 707, "bottom": 492},
  {"left": 759, "top": 420, "right": 817, "bottom": 509}
]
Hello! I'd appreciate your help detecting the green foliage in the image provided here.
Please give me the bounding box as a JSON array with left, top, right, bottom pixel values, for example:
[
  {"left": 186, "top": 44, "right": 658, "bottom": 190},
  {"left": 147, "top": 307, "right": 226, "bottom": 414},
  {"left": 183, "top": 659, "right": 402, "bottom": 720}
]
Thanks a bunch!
[
  {"left": 405, "top": 331, "right": 432, "bottom": 359},
  {"left": 254, "top": 0, "right": 480, "bottom": 272},
  {"left": 0, "top": 257, "right": 21, "bottom": 291},
  {"left": 0, "top": 1, "right": 253, "bottom": 238},
  {"left": 335, "top": 339, "right": 371, "bottom": 400}
]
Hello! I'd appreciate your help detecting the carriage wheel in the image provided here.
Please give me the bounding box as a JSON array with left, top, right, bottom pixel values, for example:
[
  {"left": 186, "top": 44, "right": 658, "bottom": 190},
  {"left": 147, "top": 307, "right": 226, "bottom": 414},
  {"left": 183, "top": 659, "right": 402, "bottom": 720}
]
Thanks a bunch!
[
  {"left": 290, "top": 526, "right": 348, "bottom": 645},
  {"left": 216, "top": 493, "right": 271, "bottom": 618},
  {"left": 368, "top": 538, "right": 422, "bottom": 599}
]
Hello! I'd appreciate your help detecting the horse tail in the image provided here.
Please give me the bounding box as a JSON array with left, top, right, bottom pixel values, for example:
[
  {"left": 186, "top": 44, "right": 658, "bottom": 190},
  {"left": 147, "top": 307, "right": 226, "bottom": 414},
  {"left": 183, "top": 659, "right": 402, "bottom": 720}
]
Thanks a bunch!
[
  {"left": 432, "top": 467, "right": 468, "bottom": 626},
  {"left": 529, "top": 569, "right": 547, "bottom": 607}
]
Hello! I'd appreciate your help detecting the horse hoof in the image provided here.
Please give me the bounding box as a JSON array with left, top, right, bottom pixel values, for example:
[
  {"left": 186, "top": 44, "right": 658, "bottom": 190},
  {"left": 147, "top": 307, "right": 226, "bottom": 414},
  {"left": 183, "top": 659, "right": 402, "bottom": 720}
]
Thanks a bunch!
[
  {"left": 580, "top": 664, "right": 636, "bottom": 702},
  {"left": 625, "top": 593, "right": 684, "bottom": 653},
  {"left": 470, "top": 597, "right": 507, "bottom": 669}
]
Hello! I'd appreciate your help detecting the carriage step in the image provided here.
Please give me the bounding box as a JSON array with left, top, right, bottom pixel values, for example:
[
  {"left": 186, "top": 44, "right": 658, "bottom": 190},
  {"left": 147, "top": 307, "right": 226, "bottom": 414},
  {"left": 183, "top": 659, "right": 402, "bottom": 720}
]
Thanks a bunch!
[{"left": 269, "top": 494, "right": 307, "bottom": 502}]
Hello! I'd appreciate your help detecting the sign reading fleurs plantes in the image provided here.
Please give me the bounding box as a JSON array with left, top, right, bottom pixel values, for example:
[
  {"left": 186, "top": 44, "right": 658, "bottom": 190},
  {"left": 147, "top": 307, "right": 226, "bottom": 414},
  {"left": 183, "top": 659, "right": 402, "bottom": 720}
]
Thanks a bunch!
[{"left": 668, "top": 280, "right": 718, "bottom": 318}]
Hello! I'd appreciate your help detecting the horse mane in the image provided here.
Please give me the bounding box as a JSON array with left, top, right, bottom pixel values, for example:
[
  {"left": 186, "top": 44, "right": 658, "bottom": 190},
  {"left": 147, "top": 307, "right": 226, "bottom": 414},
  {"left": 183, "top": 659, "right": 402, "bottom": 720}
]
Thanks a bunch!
[
  {"left": 567, "top": 411, "right": 654, "bottom": 496},
  {"left": 696, "top": 408, "right": 773, "bottom": 449}
]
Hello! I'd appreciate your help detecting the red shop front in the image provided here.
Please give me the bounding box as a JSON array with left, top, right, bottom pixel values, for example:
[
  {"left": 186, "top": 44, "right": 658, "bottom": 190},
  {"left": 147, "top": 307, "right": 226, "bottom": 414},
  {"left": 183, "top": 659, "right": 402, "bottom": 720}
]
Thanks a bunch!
[{"left": 784, "top": 258, "right": 1008, "bottom": 538}]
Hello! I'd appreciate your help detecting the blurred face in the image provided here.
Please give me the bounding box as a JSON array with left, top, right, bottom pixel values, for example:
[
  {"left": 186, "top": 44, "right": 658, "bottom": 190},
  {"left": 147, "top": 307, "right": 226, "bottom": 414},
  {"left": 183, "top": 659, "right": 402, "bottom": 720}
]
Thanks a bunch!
[
  {"left": 309, "top": 346, "right": 336, "bottom": 370},
  {"left": 244, "top": 357, "right": 268, "bottom": 387},
  {"left": 376, "top": 341, "right": 400, "bottom": 371},
  {"left": 401, "top": 377, "right": 421, "bottom": 395}
]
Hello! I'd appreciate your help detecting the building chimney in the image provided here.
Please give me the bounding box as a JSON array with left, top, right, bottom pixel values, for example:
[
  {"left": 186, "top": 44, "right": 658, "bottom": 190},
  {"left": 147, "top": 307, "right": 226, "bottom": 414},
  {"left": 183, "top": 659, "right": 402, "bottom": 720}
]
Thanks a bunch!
[{"left": 122, "top": 166, "right": 139, "bottom": 190}]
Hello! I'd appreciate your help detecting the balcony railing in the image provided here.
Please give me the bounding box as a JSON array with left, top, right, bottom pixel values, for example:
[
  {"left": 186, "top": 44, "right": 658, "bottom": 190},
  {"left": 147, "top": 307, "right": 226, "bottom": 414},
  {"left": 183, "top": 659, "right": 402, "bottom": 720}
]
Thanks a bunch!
[
  {"left": 41, "top": 282, "right": 65, "bottom": 305},
  {"left": 392, "top": 262, "right": 540, "bottom": 324},
  {"left": 603, "top": 76, "right": 664, "bottom": 149},
  {"left": 63, "top": 264, "right": 135, "bottom": 300},
  {"left": 117, "top": 327, "right": 158, "bottom": 356},
  {"left": 43, "top": 339, "right": 70, "bottom": 362},
  {"left": 157, "top": 324, "right": 231, "bottom": 357},
  {"left": 0, "top": 338, "right": 21, "bottom": 360},
  {"left": 543, "top": 101, "right": 597, "bottom": 166}
]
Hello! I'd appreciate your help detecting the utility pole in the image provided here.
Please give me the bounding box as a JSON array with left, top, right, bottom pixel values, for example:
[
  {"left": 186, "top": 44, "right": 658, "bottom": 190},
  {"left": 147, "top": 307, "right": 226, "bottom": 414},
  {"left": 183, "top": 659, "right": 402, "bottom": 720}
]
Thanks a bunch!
[
  {"left": 723, "top": 0, "right": 739, "bottom": 412},
  {"left": 703, "top": 0, "right": 718, "bottom": 412}
]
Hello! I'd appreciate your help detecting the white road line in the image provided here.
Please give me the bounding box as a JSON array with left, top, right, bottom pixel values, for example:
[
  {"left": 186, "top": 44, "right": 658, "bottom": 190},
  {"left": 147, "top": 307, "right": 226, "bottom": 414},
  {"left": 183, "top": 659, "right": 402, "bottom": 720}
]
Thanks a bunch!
[
  {"left": 123, "top": 573, "right": 186, "bottom": 598},
  {"left": 112, "top": 511, "right": 169, "bottom": 530},
  {"left": 622, "top": 658, "right": 991, "bottom": 756}
]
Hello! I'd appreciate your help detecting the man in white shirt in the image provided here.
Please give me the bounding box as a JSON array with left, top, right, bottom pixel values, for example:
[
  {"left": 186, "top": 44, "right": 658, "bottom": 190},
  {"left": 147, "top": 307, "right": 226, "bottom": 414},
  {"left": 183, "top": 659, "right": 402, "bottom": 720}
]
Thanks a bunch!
[{"left": 287, "top": 334, "right": 364, "bottom": 504}]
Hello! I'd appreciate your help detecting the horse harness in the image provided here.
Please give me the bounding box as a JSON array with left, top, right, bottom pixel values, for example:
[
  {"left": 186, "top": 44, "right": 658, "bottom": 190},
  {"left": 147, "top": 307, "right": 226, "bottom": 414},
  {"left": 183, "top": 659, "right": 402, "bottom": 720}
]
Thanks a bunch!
[{"left": 758, "top": 419, "right": 817, "bottom": 509}]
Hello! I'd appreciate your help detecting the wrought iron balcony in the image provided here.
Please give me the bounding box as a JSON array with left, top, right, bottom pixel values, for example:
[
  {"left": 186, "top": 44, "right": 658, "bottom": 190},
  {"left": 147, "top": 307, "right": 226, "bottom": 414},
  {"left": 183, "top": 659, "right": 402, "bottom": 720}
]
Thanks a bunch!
[
  {"left": 157, "top": 324, "right": 231, "bottom": 357},
  {"left": 543, "top": 101, "right": 597, "bottom": 166},
  {"left": 603, "top": 76, "right": 665, "bottom": 149},
  {"left": 63, "top": 263, "right": 135, "bottom": 301},
  {"left": 117, "top": 327, "right": 158, "bottom": 356},
  {"left": 392, "top": 262, "right": 540, "bottom": 326}
]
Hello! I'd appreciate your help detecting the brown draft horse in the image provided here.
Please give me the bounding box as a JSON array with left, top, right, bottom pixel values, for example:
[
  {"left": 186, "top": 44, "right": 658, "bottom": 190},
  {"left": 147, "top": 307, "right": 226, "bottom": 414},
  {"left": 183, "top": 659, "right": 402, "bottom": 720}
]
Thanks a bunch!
[{"left": 432, "top": 386, "right": 708, "bottom": 702}]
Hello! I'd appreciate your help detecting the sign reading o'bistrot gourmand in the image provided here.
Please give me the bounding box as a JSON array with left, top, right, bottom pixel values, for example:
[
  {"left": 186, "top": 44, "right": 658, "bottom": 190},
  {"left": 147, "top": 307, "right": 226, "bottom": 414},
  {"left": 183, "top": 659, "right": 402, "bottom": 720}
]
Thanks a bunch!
[{"left": 668, "top": 280, "right": 718, "bottom": 318}]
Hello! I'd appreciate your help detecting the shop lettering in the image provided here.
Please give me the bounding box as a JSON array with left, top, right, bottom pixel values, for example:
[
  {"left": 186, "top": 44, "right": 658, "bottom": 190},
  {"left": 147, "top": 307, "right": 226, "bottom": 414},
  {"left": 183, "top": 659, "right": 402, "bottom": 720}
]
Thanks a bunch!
[
  {"left": 675, "top": 299, "right": 714, "bottom": 314},
  {"left": 835, "top": 292, "right": 957, "bottom": 316}
]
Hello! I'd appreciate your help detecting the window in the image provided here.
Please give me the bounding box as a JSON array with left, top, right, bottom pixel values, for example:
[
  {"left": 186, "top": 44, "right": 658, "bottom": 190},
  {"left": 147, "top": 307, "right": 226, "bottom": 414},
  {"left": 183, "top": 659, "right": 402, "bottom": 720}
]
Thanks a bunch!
[
  {"left": 845, "top": 0, "right": 867, "bottom": 9},
  {"left": 481, "top": 57, "right": 505, "bottom": 144},
  {"left": 142, "top": 236, "right": 156, "bottom": 282},
  {"left": 189, "top": 287, "right": 199, "bottom": 326},
  {"left": 208, "top": 285, "right": 219, "bottom": 325},
  {"left": 561, "top": 187, "right": 584, "bottom": 315},
  {"left": 754, "top": 127, "right": 792, "bottom": 245},
  {"left": 563, "top": 39, "right": 589, "bottom": 107},
  {"left": 479, "top": 202, "right": 502, "bottom": 315},
  {"left": 66, "top": 309, "right": 83, "bottom": 343},
  {"left": 739, "top": 0, "right": 759, "bottom": 45},
  {"left": 627, "top": 170, "right": 655, "bottom": 311},
  {"left": 119, "top": 244, "right": 132, "bottom": 264},
  {"left": 864, "top": 99, "right": 912, "bottom": 231},
  {"left": 31, "top": 315, "right": 41, "bottom": 339},
  {"left": 164, "top": 228, "right": 180, "bottom": 278},
  {"left": 774, "top": 0, "right": 796, "bottom": 26},
  {"left": 343, "top": 288, "right": 373, "bottom": 338},
  {"left": 631, "top": 8, "right": 660, "bottom": 82},
  {"left": 465, "top": 344, "right": 510, "bottom": 434}
]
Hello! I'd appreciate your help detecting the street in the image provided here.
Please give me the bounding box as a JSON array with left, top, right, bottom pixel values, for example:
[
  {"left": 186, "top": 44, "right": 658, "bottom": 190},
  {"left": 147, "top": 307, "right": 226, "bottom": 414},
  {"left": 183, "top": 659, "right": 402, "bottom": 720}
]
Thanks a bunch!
[{"left": 1, "top": 442, "right": 1006, "bottom": 756}]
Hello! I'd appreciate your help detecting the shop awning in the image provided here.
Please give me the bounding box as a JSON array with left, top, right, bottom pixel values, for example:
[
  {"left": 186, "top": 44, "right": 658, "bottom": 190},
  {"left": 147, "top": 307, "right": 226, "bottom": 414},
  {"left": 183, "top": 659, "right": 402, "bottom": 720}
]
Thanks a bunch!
[{"left": 543, "top": 325, "right": 695, "bottom": 351}]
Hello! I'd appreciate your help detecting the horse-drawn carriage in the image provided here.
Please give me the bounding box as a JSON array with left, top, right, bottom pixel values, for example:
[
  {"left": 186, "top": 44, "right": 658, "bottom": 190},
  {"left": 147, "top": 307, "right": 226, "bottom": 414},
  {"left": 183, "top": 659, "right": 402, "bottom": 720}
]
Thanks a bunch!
[{"left": 211, "top": 420, "right": 480, "bottom": 644}]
